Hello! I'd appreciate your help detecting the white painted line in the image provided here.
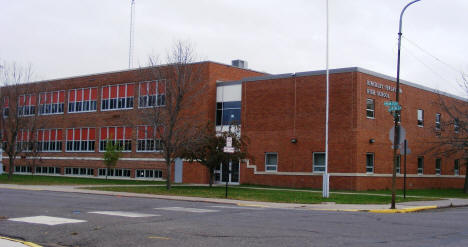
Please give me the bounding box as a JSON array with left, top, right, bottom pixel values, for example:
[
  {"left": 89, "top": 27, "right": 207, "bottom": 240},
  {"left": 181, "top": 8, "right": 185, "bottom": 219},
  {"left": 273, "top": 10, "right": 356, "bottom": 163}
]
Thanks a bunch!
[
  {"left": 8, "top": 216, "right": 86, "bottom": 226},
  {"left": 154, "top": 207, "right": 219, "bottom": 213},
  {"left": 88, "top": 211, "right": 160, "bottom": 218},
  {"left": 209, "top": 205, "right": 264, "bottom": 210}
]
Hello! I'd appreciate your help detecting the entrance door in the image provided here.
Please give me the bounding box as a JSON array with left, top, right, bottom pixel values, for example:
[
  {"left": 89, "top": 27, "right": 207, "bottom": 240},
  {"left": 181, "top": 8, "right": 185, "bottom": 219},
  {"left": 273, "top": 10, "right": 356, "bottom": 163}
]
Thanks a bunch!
[{"left": 214, "top": 160, "right": 239, "bottom": 184}]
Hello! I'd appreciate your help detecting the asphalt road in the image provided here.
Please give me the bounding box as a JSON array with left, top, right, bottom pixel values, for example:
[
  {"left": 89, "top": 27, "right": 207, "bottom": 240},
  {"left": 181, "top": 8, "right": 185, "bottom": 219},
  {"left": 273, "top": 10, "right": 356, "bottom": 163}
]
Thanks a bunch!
[{"left": 1, "top": 188, "right": 468, "bottom": 247}]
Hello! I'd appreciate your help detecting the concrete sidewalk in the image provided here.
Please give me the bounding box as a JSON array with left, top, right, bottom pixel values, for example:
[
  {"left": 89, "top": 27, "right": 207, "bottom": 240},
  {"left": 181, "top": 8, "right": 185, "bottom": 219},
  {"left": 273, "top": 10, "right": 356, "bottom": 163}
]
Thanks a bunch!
[
  {"left": 1, "top": 184, "right": 468, "bottom": 213},
  {"left": 0, "top": 236, "right": 41, "bottom": 247}
]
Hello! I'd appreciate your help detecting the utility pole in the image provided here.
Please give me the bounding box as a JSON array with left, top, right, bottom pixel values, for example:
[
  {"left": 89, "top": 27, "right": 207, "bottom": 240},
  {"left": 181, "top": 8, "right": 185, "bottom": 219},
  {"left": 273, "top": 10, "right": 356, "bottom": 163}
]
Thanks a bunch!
[
  {"left": 391, "top": 0, "right": 421, "bottom": 209},
  {"left": 322, "top": 0, "right": 330, "bottom": 199}
]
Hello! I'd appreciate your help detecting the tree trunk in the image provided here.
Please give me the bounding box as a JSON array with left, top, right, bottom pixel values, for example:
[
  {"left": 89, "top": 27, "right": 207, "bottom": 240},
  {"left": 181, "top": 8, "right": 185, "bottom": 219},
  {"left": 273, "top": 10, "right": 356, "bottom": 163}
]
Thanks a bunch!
[
  {"left": 8, "top": 157, "right": 14, "bottom": 180},
  {"left": 166, "top": 161, "right": 172, "bottom": 190},
  {"left": 209, "top": 168, "right": 214, "bottom": 188},
  {"left": 464, "top": 159, "right": 468, "bottom": 194}
]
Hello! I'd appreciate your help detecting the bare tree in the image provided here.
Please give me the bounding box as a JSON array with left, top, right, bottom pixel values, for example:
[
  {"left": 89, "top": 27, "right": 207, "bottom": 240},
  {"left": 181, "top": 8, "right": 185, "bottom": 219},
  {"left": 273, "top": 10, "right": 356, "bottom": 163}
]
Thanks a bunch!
[
  {"left": 426, "top": 75, "right": 468, "bottom": 193},
  {"left": 140, "top": 41, "right": 207, "bottom": 190},
  {"left": 0, "top": 61, "right": 36, "bottom": 179}
]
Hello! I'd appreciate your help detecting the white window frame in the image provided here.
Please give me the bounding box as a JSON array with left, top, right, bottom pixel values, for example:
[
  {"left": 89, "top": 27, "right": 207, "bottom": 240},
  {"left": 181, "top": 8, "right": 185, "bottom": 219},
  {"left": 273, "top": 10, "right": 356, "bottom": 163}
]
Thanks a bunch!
[
  {"left": 417, "top": 156, "right": 424, "bottom": 175},
  {"left": 454, "top": 118, "right": 460, "bottom": 133},
  {"left": 454, "top": 159, "right": 460, "bottom": 176},
  {"left": 417, "top": 109, "right": 424, "bottom": 127},
  {"left": 68, "top": 87, "right": 97, "bottom": 113},
  {"left": 65, "top": 167, "right": 94, "bottom": 176},
  {"left": 435, "top": 113, "right": 441, "bottom": 130},
  {"left": 435, "top": 158, "right": 441, "bottom": 175},
  {"left": 38, "top": 90, "right": 65, "bottom": 115},
  {"left": 366, "top": 153, "right": 374, "bottom": 174},
  {"left": 65, "top": 127, "right": 96, "bottom": 152},
  {"left": 138, "top": 80, "right": 166, "bottom": 108},
  {"left": 313, "top": 152, "right": 325, "bottom": 173},
  {"left": 37, "top": 128, "right": 63, "bottom": 152},
  {"left": 18, "top": 94, "right": 36, "bottom": 117},
  {"left": 101, "top": 83, "right": 134, "bottom": 111},
  {"left": 136, "top": 125, "right": 163, "bottom": 152},
  {"left": 396, "top": 155, "right": 401, "bottom": 174},
  {"left": 265, "top": 152, "right": 278, "bottom": 172},
  {"left": 366, "top": 98, "right": 375, "bottom": 119},
  {"left": 99, "top": 126, "right": 132, "bottom": 152},
  {"left": 135, "top": 169, "right": 163, "bottom": 179}
]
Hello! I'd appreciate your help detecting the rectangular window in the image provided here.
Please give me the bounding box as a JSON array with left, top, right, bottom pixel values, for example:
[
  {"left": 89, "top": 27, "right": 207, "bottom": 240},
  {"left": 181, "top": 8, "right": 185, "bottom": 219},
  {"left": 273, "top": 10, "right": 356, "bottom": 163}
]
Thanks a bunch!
[
  {"left": 435, "top": 158, "right": 441, "bottom": 175},
  {"left": 396, "top": 155, "right": 401, "bottom": 174},
  {"left": 454, "top": 118, "right": 460, "bottom": 133},
  {"left": 102, "top": 83, "right": 134, "bottom": 111},
  {"left": 366, "top": 153, "right": 374, "bottom": 173},
  {"left": 66, "top": 128, "right": 96, "bottom": 152},
  {"left": 435, "top": 113, "right": 441, "bottom": 130},
  {"left": 39, "top": 90, "right": 65, "bottom": 115},
  {"left": 3, "top": 97, "right": 9, "bottom": 118},
  {"left": 265, "top": 152, "right": 278, "bottom": 172},
  {"left": 454, "top": 159, "right": 460, "bottom": 176},
  {"left": 137, "top": 125, "right": 163, "bottom": 152},
  {"left": 18, "top": 94, "right": 36, "bottom": 116},
  {"left": 17, "top": 129, "right": 33, "bottom": 152},
  {"left": 417, "top": 156, "right": 424, "bottom": 175},
  {"left": 37, "top": 129, "right": 63, "bottom": 152},
  {"left": 138, "top": 80, "right": 166, "bottom": 108},
  {"left": 35, "top": 166, "right": 60, "bottom": 174},
  {"left": 216, "top": 101, "right": 241, "bottom": 126},
  {"left": 417, "top": 109, "right": 424, "bottom": 126},
  {"left": 13, "top": 166, "right": 32, "bottom": 174},
  {"left": 99, "top": 126, "right": 132, "bottom": 152},
  {"left": 135, "top": 169, "right": 163, "bottom": 179},
  {"left": 313, "top": 152, "right": 325, "bottom": 173},
  {"left": 64, "top": 167, "right": 94, "bottom": 176},
  {"left": 98, "top": 168, "right": 131, "bottom": 177},
  {"left": 366, "top": 99, "right": 375, "bottom": 118},
  {"left": 68, "top": 87, "right": 97, "bottom": 113}
]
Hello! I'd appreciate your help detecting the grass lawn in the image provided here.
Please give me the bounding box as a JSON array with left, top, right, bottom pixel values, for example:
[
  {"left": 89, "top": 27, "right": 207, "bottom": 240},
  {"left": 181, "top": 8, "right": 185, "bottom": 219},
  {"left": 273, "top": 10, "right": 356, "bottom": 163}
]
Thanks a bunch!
[
  {"left": 366, "top": 188, "right": 468, "bottom": 199},
  {"left": 86, "top": 185, "right": 439, "bottom": 204},
  {"left": 0, "top": 174, "right": 165, "bottom": 185}
]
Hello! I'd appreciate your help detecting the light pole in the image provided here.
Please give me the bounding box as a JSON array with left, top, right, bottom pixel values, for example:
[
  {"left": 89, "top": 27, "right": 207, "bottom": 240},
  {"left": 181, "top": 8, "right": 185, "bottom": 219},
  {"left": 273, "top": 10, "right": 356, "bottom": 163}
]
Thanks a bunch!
[{"left": 391, "top": 0, "right": 421, "bottom": 209}]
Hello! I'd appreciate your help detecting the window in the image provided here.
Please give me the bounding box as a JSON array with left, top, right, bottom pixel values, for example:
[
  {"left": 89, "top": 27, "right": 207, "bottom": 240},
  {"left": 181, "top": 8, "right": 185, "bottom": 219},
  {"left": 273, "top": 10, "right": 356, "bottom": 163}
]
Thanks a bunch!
[
  {"left": 65, "top": 167, "right": 94, "bottom": 176},
  {"left": 66, "top": 128, "right": 96, "bottom": 152},
  {"left": 366, "top": 98, "right": 375, "bottom": 118},
  {"left": 435, "top": 113, "right": 441, "bottom": 130},
  {"left": 417, "top": 156, "right": 424, "bottom": 175},
  {"left": 435, "top": 158, "right": 441, "bottom": 175},
  {"left": 366, "top": 153, "right": 374, "bottom": 173},
  {"left": 396, "top": 155, "right": 401, "bottom": 174},
  {"left": 14, "top": 166, "right": 32, "bottom": 174},
  {"left": 454, "top": 159, "right": 460, "bottom": 176},
  {"left": 37, "top": 129, "right": 62, "bottom": 152},
  {"left": 102, "top": 83, "right": 134, "bottom": 111},
  {"left": 38, "top": 90, "right": 65, "bottom": 115},
  {"left": 216, "top": 101, "right": 241, "bottom": 126},
  {"left": 138, "top": 80, "right": 166, "bottom": 108},
  {"left": 265, "top": 152, "right": 278, "bottom": 172},
  {"left": 99, "top": 126, "right": 132, "bottom": 152},
  {"left": 136, "top": 169, "right": 163, "bottom": 179},
  {"left": 313, "top": 152, "right": 325, "bottom": 173},
  {"left": 417, "top": 109, "right": 424, "bottom": 126},
  {"left": 35, "top": 166, "right": 60, "bottom": 175},
  {"left": 18, "top": 94, "right": 36, "bottom": 116},
  {"left": 98, "top": 168, "right": 131, "bottom": 177},
  {"left": 3, "top": 97, "right": 9, "bottom": 118},
  {"left": 137, "top": 125, "right": 163, "bottom": 152},
  {"left": 68, "top": 87, "right": 97, "bottom": 113},
  {"left": 16, "top": 129, "right": 32, "bottom": 152},
  {"left": 454, "top": 118, "right": 460, "bottom": 133}
]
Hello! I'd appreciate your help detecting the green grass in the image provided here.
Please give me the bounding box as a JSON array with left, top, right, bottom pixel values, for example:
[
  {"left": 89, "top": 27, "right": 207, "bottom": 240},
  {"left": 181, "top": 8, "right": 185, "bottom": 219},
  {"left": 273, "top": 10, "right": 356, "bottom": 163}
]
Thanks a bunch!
[
  {"left": 365, "top": 188, "right": 468, "bottom": 199},
  {"left": 0, "top": 174, "right": 165, "bottom": 185},
  {"left": 86, "top": 185, "right": 437, "bottom": 204}
]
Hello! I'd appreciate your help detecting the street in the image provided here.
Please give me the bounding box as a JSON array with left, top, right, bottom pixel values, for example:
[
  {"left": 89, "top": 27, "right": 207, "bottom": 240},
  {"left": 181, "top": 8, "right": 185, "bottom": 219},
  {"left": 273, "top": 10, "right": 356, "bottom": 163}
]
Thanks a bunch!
[{"left": 1, "top": 188, "right": 468, "bottom": 247}]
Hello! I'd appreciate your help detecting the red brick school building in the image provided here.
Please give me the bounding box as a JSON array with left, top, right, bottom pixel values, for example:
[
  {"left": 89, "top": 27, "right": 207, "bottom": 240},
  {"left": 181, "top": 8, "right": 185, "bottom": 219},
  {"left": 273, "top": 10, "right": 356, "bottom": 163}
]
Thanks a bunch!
[{"left": 1, "top": 61, "right": 466, "bottom": 190}]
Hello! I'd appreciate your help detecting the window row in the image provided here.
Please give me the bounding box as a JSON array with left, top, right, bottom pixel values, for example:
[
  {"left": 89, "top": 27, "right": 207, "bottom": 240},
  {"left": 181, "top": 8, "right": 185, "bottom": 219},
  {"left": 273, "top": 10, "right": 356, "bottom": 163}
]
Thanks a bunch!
[
  {"left": 12, "top": 166, "right": 162, "bottom": 179},
  {"left": 4, "top": 81, "right": 168, "bottom": 117},
  {"left": 366, "top": 98, "right": 460, "bottom": 132}
]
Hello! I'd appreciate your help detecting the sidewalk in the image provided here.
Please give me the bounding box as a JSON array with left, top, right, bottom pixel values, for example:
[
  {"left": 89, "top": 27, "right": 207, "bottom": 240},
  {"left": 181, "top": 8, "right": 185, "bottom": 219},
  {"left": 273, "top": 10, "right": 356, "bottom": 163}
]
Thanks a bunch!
[
  {"left": 1, "top": 184, "right": 468, "bottom": 213},
  {"left": 0, "top": 236, "right": 41, "bottom": 247}
]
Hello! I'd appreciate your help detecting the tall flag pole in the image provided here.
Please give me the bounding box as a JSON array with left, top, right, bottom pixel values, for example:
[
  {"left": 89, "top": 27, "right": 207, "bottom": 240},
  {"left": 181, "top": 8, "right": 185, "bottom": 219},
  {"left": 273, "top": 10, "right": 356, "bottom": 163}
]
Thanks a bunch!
[
  {"left": 323, "top": 0, "right": 330, "bottom": 198},
  {"left": 128, "top": 0, "right": 135, "bottom": 69}
]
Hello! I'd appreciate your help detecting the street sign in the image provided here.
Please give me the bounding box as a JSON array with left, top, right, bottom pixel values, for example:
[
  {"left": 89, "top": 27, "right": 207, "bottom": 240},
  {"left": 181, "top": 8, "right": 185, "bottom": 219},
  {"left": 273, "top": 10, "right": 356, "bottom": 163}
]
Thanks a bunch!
[
  {"left": 384, "top": 101, "right": 401, "bottom": 112},
  {"left": 384, "top": 101, "right": 399, "bottom": 106},
  {"left": 389, "top": 126, "right": 406, "bottom": 144},
  {"left": 226, "top": 137, "right": 232, "bottom": 148},
  {"left": 223, "top": 147, "right": 235, "bottom": 153}
]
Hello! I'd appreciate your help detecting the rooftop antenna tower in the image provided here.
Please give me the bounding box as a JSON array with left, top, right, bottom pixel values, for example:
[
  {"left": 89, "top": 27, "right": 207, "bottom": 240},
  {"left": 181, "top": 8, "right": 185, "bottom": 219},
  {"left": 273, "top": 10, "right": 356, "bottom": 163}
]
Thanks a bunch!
[{"left": 128, "top": 0, "right": 135, "bottom": 69}]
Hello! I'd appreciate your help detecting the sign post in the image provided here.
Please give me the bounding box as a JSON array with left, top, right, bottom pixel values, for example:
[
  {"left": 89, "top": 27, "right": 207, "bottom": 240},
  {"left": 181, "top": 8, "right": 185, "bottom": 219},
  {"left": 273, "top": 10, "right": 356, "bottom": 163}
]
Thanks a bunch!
[{"left": 223, "top": 137, "right": 234, "bottom": 198}]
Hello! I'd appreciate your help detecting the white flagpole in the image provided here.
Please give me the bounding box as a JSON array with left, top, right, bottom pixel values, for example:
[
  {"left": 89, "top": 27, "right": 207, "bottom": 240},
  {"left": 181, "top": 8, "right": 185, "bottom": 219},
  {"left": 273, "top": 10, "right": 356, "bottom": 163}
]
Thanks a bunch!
[{"left": 323, "top": 0, "right": 330, "bottom": 198}]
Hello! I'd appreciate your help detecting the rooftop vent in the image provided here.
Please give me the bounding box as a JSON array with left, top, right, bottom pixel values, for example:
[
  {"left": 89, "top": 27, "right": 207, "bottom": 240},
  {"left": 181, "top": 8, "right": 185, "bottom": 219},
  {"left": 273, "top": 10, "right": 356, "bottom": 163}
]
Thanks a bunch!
[{"left": 232, "top": 59, "right": 248, "bottom": 69}]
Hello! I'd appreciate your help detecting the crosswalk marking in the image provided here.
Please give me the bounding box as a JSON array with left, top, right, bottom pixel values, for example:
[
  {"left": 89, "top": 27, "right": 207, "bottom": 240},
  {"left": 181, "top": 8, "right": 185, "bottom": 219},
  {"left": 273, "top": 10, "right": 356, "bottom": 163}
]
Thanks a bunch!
[
  {"left": 8, "top": 216, "right": 86, "bottom": 226},
  {"left": 209, "top": 205, "right": 264, "bottom": 210},
  {"left": 88, "top": 211, "right": 160, "bottom": 218},
  {"left": 154, "top": 207, "right": 219, "bottom": 213}
]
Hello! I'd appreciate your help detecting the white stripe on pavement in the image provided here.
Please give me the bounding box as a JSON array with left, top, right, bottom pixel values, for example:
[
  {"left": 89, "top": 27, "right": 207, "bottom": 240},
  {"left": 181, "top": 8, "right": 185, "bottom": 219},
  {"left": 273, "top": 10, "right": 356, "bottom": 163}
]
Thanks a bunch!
[
  {"left": 88, "top": 211, "right": 160, "bottom": 218},
  {"left": 8, "top": 216, "right": 86, "bottom": 226},
  {"left": 154, "top": 207, "right": 219, "bottom": 213},
  {"left": 209, "top": 205, "right": 264, "bottom": 210}
]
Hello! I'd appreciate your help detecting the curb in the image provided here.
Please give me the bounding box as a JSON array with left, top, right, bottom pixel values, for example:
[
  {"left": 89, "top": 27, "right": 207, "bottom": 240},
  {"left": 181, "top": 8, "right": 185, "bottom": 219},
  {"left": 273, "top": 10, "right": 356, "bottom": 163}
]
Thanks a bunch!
[
  {"left": 0, "top": 236, "right": 42, "bottom": 247},
  {"left": 364, "top": 205, "right": 438, "bottom": 213}
]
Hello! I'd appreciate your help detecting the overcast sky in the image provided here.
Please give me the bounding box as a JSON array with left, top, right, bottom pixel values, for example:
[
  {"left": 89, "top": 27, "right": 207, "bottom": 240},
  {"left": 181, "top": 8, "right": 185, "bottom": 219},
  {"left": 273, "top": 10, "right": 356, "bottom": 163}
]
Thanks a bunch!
[{"left": 1, "top": 0, "right": 467, "bottom": 96}]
